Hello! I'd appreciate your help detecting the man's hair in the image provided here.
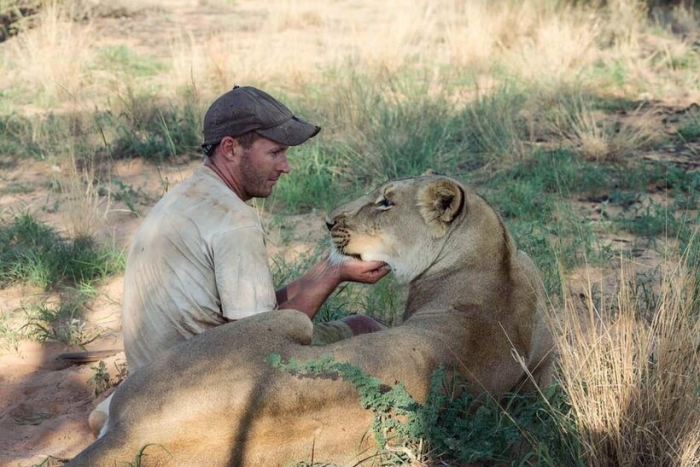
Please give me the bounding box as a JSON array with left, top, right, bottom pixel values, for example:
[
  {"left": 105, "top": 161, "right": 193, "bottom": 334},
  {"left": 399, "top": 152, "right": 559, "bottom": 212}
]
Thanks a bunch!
[
  {"left": 236, "top": 132, "right": 258, "bottom": 150},
  {"left": 203, "top": 132, "right": 259, "bottom": 157}
]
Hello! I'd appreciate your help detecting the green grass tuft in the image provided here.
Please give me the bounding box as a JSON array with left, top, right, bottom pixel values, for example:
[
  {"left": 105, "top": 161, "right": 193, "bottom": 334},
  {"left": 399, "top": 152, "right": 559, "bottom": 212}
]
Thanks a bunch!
[
  {"left": 92, "top": 45, "right": 166, "bottom": 78},
  {"left": 0, "top": 213, "right": 124, "bottom": 289}
]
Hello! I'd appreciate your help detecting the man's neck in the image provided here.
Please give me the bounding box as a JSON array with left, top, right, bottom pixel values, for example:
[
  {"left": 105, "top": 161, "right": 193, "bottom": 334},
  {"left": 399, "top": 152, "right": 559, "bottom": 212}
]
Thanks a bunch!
[{"left": 204, "top": 158, "right": 248, "bottom": 201}]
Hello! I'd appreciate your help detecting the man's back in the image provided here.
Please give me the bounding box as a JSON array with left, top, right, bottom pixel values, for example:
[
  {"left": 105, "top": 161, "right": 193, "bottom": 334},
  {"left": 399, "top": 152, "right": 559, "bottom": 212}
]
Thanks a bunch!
[{"left": 121, "top": 166, "right": 277, "bottom": 370}]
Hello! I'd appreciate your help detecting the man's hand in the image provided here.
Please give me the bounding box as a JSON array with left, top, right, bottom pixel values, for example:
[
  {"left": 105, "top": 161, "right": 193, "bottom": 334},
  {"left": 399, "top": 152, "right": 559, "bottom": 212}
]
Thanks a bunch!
[
  {"left": 276, "top": 255, "right": 391, "bottom": 320},
  {"left": 333, "top": 257, "right": 390, "bottom": 284}
]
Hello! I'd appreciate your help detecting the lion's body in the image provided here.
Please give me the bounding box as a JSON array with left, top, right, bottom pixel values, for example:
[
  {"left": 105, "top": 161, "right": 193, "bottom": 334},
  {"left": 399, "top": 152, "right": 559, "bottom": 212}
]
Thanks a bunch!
[{"left": 68, "top": 175, "right": 553, "bottom": 467}]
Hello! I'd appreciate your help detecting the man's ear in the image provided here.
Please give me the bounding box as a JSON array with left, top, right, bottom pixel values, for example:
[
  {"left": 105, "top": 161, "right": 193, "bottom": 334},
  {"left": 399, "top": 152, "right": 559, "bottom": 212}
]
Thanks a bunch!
[{"left": 219, "top": 136, "right": 241, "bottom": 161}]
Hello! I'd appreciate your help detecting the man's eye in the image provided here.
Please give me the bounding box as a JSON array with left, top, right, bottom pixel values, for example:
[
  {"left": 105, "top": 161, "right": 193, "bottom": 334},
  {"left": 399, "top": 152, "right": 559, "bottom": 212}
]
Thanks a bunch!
[{"left": 376, "top": 198, "right": 394, "bottom": 210}]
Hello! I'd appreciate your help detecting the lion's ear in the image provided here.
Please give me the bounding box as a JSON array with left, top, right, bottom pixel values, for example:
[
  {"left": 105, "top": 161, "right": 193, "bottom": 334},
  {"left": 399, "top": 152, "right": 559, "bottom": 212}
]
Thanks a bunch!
[{"left": 417, "top": 179, "right": 465, "bottom": 238}]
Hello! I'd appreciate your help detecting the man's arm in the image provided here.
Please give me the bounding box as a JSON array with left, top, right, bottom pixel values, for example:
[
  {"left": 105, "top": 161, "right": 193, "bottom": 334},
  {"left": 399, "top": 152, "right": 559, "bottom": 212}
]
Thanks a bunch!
[{"left": 276, "top": 257, "right": 390, "bottom": 320}]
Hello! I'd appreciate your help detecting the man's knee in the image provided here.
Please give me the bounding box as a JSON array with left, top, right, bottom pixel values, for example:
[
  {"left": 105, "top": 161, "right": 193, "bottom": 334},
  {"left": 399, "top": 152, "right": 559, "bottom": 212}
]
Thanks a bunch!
[
  {"left": 340, "top": 314, "right": 387, "bottom": 336},
  {"left": 89, "top": 393, "right": 113, "bottom": 438},
  {"left": 311, "top": 315, "right": 386, "bottom": 345}
]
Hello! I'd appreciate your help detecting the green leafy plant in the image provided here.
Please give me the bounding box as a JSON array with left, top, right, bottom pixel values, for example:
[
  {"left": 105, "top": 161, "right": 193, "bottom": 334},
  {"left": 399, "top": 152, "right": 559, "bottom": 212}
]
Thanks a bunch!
[
  {"left": 270, "top": 354, "right": 581, "bottom": 465},
  {"left": 88, "top": 360, "right": 111, "bottom": 397},
  {"left": 21, "top": 288, "right": 102, "bottom": 347},
  {"left": 111, "top": 178, "right": 144, "bottom": 217}
]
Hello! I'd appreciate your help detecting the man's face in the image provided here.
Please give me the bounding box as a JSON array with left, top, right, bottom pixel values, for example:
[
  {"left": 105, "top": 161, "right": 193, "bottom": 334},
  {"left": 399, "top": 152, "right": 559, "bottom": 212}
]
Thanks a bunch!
[{"left": 237, "top": 137, "right": 290, "bottom": 199}]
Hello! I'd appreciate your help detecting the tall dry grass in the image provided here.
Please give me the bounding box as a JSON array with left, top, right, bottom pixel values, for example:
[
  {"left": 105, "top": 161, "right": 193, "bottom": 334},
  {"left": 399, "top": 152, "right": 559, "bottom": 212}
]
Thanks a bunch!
[
  {"left": 545, "top": 91, "right": 661, "bottom": 161},
  {"left": 61, "top": 141, "right": 110, "bottom": 239},
  {"left": 3, "top": 0, "right": 695, "bottom": 111},
  {"left": 163, "top": 0, "right": 696, "bottom": 100},
  {"left": 553, "top": 244, "right": 700, "bottom": 466},
  {"left": 2, "top": 0, "right": 93, "bottom": 105}
]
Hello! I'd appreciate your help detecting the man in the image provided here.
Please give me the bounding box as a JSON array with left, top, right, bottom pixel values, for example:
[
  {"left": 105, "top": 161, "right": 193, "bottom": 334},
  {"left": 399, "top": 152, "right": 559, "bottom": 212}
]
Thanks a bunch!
[
  {"left": 89, "top": 86, "right": 389, "bottom": 435},
  {"left": 122, "top": 85, "right": 390, "bottom": 369}
]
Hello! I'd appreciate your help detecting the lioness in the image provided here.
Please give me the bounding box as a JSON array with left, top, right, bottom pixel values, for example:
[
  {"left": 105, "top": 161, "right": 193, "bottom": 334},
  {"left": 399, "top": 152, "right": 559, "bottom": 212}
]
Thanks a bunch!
[{"left": 68, "top": 175, "right": 553, "bottom": 466}]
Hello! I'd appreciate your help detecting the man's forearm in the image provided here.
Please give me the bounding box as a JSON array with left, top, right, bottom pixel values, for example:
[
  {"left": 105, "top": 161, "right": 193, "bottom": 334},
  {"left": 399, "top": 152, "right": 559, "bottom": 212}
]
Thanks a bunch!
[{"left": 275, "top": 260, "right": 341, "bottom": 319}]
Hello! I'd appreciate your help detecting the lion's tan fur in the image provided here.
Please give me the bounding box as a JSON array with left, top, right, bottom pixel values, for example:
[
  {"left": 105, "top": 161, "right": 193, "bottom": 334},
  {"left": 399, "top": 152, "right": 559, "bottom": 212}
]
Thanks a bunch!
[{"left": 68, "top": 175, "right": 553, "bottom": 467}]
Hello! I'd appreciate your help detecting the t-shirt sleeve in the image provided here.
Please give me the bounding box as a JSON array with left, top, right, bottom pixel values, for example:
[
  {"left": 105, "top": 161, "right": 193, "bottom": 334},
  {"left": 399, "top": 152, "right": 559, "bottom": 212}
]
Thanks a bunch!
[{"left": 211, "top": 224, "right": 277, "bottom": 320}]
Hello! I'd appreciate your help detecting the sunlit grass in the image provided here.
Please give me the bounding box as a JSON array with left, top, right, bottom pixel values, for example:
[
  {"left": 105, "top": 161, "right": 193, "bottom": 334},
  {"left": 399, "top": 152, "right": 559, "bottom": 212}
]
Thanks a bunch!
[
  {"left": 2, "top": 0, "right": 93, "bottom": 106},
  {"left": 553, "top": 239, "right": 700, "bottom": 466},
  {"left": 2, "top": 0, "right": 697, "bottom": 111}
]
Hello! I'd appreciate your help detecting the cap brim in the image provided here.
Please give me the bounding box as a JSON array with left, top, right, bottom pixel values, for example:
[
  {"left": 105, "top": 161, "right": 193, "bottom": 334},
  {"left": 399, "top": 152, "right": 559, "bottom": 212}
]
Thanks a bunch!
[{"left": 256, "top": 116, "right": 321, "bottom": 147}]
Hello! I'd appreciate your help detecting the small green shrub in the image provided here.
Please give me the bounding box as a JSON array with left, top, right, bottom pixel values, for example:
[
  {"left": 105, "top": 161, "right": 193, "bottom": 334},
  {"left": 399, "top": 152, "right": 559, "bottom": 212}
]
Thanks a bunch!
[
  {"left": 111, "top": 178, "right": 147, "bottom": 217},
  {"left": 88, "top": 360, "right": 111, "bottom": 397},
  {"left": 0, "top": 213, "right": 124, "bottom": 289},
  {"left": 21, "top": 287, "right": 101, "bottom": 347},
  {"left": 271, "top": 355, "right": 582, "bottom": 465}
]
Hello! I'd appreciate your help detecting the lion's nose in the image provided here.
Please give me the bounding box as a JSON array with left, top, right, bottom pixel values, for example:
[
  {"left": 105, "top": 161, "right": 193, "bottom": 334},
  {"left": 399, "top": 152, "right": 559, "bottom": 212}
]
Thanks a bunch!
[{"left": 326, "top": 214, "right": 346, "bottom": 231}]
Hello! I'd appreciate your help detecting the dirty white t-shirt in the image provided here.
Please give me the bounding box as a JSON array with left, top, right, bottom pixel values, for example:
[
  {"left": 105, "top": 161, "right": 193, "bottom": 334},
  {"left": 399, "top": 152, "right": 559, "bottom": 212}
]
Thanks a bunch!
[{"left": 121, "top": 165, "right": 277, "bottom": 370}]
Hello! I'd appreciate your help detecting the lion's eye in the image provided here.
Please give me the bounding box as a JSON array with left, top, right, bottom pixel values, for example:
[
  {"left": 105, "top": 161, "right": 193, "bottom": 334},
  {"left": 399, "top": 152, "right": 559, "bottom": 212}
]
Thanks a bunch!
[{"left": 376, "top": 198, "right": 394, "bottom": 210}]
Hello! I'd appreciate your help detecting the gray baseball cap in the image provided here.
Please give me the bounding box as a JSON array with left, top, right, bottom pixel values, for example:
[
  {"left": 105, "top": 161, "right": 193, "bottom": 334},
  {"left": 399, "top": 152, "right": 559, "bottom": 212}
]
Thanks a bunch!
[{"left": 202, "top": 86, "right": 321, "bottom": 148}]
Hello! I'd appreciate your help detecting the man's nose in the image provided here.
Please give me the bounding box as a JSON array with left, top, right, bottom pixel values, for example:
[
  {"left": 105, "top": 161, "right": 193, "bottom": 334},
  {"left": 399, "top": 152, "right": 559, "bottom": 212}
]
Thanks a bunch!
[{"left": 278, "top": 155, "right": 290, "bottom": 173}]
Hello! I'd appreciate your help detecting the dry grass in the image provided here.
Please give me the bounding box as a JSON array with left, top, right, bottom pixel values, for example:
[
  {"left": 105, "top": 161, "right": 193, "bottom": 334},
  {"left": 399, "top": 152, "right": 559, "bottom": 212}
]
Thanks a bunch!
[
  {"left": 554, "top": 244, "right": 700, "bottom": 466},
  {"left": 2, "top": 0, "right": 697, "bottom": 110},
  {"left": 547, "top": 92, "right": 661, "bottom": 161},
  {"left": 163, "top": 0, "right": 697, "bottom": 102},
  {"left": 61, "top": 144, "right": 110, "bottom": 239},
  {"left": 2, "top": 0, "right": 93, "bottom": 105}
]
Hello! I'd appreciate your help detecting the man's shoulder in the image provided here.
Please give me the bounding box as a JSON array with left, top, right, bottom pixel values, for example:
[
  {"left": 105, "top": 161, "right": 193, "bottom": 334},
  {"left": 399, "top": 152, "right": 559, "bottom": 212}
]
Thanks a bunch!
[
  {"left": 160, "top": 167, "right": 255, "bottom": 218},
  {"left": 131, "top": 167, "right": 260, "bottom": 246}
]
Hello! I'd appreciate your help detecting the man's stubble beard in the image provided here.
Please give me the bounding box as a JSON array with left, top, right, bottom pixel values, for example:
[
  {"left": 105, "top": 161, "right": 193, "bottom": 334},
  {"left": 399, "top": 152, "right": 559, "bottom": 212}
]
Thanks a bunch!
[{"left": 240, "top": 151, "right": 273, "bottom": 199}]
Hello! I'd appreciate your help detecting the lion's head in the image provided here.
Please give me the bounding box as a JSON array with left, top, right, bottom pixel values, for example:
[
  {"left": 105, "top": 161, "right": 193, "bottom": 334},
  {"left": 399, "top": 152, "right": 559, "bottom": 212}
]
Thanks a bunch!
[{"left": 326, "top": 174, "right": 508, "bottom": 285}]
